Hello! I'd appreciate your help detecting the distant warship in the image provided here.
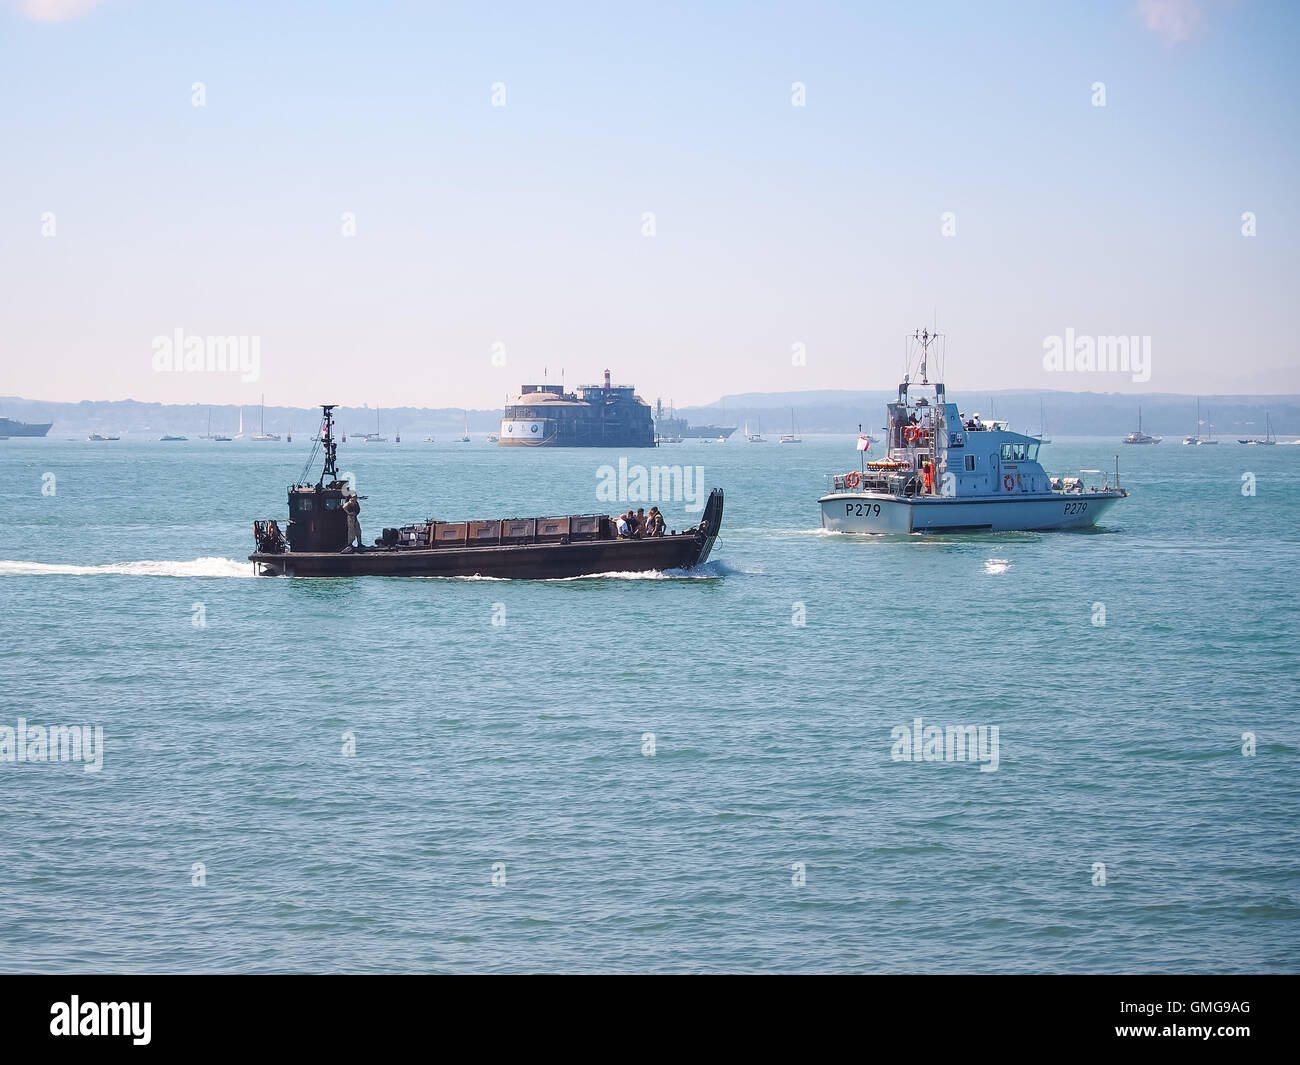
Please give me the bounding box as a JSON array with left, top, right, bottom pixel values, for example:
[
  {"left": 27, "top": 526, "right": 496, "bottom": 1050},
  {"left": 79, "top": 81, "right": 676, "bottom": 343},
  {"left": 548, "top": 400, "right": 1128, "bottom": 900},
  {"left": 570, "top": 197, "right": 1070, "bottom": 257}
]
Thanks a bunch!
[
  {"left": 0, "top": 416, "right": 52, "bottom": 437},
  {"left": 654, "top": 401, "right": 736, "bottom": 440}
]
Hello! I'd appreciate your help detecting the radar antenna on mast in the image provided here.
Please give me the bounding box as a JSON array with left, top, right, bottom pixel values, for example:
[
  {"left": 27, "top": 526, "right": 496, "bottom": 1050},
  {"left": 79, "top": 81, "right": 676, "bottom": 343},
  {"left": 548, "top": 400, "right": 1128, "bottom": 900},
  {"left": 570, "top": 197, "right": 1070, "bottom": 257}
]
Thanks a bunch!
[{"left": 318, "top": 404, "right": 340, "bottom": 487}]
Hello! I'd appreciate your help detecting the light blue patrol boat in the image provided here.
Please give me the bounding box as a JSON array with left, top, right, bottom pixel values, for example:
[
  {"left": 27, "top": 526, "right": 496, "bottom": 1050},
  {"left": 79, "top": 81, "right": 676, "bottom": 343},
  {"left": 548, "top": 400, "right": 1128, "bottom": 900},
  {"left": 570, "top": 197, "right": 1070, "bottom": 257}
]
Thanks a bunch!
[{"left": 819, "top": 329, "right": 1128, "bottom": 534}]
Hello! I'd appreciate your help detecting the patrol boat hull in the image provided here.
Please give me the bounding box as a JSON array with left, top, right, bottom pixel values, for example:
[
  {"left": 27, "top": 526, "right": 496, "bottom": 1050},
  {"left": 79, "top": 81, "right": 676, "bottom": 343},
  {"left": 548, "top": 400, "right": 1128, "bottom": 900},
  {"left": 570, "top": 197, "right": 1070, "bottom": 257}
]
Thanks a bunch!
[{"left": 819, "top": 491, "right": 1124, "bottom": 534}]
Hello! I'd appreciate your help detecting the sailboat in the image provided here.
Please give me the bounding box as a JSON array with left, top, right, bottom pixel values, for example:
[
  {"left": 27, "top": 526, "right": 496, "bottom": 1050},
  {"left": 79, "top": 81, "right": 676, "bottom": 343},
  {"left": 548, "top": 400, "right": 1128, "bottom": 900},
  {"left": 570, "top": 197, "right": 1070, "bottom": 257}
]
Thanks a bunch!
[
  {"left": 1239, "top": 412, "right": 1276, "bottom": 445},
  {"left": 201, "top": 408, "right": 231, "bottom": 440},
  {"left": 746, "top": 418, "right": 766, "bottom": 443},
  {"left": 778, "top": 409, "right": 802, "bottom": 444},
  {"left": 361, "top": 406, "right": 386, "bottom": 443},
  {"left": 251, "top": 394, "right": 280, "bottom": 441},
  {"left": 234, "top": 408, "right": 245, "bottom": 440},
  {"left": 1183, "top": 398, "right": 1217, "bottom": 445},
  {"left": 1122, "top": 406, "right": 1160, "bottom": 444},
  {"left": 459, "top": 413, "right": 470, "bottom": 442},
  {"left": 286, "top": 425, "right": 292, "bottom": 443},
  {"left": 1036, "top": 400, "right": 1052, "bottom": 444}
]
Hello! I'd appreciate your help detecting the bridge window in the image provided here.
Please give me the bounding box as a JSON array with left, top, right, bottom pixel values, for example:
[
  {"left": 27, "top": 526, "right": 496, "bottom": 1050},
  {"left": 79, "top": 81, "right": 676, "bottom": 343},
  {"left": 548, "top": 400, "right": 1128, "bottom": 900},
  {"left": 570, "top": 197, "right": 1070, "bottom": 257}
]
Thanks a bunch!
[{"left": 1001, "top": 443, "right": 1028, "bottom": 461}]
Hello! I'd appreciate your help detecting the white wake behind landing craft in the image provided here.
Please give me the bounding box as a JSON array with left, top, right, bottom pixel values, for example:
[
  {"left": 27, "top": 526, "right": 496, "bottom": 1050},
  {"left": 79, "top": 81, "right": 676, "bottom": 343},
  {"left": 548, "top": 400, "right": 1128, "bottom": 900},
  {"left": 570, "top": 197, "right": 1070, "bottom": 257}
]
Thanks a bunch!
[{"left": 819, "top": 329, "right": 1128, "bottom": 534}]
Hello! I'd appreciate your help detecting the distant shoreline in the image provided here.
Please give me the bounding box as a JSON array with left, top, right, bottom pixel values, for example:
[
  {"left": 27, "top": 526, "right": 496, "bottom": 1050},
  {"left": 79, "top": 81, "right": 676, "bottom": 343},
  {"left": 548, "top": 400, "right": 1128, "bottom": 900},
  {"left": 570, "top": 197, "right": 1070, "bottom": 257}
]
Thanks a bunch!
[{"left": 3, "top": 391, "right": 1298, "bottom": 437}]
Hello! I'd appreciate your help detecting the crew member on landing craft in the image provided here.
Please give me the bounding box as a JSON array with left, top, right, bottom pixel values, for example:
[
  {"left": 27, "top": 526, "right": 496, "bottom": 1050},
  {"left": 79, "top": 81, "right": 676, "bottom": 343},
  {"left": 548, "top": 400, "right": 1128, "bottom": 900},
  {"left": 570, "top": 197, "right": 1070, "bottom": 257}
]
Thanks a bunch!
[{"left": 342, "top": 489, "right": 362, "bottom": 550}]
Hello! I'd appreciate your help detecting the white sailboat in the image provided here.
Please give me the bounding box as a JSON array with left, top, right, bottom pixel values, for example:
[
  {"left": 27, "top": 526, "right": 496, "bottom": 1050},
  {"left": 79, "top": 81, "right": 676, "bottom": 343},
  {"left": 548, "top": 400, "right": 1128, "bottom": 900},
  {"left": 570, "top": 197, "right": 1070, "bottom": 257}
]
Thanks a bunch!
[
  {"left": 1183, "top": 398, "right": 1217, "bottom": 445},
  {"left": 459, "top": 413, "right": 470, "bottom": 442},
  {"left": 234, "top": 408, "right": 245, "bottom": 440},
  {"left": 779, "top": 409, "right": 802, "bottom": 444},
  {"left": 251, "top": 394, "right": 280, "bottom": 441},
  {"left": 361, "top": 406, "right": 386, "bottom": 443},
  {"left": 1122, "top": 406, "right": 1160, "bottom": 445},
  {"left": 746, "top": 418, "right": 766, "bottom": 443}
]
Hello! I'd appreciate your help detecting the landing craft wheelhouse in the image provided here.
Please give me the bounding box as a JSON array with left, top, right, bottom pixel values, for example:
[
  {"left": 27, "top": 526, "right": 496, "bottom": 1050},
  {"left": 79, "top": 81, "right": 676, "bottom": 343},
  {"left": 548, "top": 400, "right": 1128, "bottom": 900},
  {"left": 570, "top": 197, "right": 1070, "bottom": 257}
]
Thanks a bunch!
[{"left": 819, "top": 329, "right": 1128, "bottom": 534}]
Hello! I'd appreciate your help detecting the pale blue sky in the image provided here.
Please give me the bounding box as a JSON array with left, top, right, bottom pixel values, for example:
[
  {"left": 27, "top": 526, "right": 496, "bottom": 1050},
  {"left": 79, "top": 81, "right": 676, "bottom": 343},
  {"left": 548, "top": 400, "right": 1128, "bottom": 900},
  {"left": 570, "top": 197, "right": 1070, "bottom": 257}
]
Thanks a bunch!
[{"left": 2, "top": 0, "right": 1296, "bottom": 407}]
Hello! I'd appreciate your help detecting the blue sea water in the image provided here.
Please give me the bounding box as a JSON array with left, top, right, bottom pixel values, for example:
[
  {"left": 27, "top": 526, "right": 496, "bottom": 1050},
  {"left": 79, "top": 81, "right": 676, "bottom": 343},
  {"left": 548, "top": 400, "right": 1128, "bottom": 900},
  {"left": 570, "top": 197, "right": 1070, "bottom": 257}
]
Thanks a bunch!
[{"left": 0, "top": 434, "right": 1297, "bottom": 973}]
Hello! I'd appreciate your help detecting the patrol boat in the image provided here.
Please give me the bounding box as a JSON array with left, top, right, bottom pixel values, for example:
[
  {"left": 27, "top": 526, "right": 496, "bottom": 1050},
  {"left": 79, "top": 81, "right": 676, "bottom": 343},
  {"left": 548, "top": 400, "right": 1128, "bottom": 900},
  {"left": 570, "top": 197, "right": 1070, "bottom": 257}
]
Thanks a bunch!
[
  {"left": 819, "top": 330, "right": 1127, "bottom": 534},
  {"left": 250, "top": 405, "right": 723, "bottom": 577}
]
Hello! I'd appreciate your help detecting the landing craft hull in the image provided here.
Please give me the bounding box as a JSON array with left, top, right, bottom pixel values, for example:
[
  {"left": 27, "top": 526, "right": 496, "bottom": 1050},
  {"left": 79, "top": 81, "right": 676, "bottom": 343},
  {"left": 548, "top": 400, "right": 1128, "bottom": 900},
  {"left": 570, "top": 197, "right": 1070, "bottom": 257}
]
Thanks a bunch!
[
  {"left": 819, "top": 492, "right": 1126, "bottom": 534},
  {"left": 251, "top": 529, "right": 718, "bottom": 578},
  {"left": 253, "top": 489, "right": 724, "bottom": 578}
]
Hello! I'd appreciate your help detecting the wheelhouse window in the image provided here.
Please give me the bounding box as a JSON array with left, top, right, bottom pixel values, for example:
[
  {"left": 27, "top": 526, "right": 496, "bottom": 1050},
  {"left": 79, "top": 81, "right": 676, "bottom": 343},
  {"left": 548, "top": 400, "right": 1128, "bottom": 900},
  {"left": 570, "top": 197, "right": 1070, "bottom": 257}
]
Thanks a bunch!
[
  {"left": 296, "top": 497, "right": 314, "bottom": 512},
  {"left": 1027, "top": 443, "right": 1039, "bottom": 461},
  {"left": 1001, "top": 443, "right": 1029, "bottom": 461}
]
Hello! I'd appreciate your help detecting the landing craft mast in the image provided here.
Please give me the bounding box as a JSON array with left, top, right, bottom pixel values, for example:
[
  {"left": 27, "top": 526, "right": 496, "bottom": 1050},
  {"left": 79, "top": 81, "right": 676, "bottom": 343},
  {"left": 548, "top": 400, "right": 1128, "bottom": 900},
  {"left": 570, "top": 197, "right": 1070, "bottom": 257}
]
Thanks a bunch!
[{"left": 318, "top": 404, "right": 339, "bottom": 487}]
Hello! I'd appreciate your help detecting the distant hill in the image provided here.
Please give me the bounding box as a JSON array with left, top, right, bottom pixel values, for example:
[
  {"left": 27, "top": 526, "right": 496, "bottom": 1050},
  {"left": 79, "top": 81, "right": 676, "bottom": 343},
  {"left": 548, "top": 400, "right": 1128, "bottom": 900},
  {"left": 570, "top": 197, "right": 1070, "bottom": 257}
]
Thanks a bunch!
[
  {"left": 2, "top": 391, "right": 1297, "bottom": 438},
  {"left": 673, "top": 391, "right": 1300, "bottom": 437},
  {"left": 0, "top": 400, "right": 498, "bottom": 438}
]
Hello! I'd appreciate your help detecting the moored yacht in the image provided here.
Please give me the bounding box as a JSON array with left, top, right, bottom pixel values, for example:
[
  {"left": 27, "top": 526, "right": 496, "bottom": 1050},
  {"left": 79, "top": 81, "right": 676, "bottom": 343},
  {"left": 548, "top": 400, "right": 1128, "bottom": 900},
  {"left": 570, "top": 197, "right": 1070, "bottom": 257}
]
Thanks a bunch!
[
  {"left": 819, "top": 329, "right": 1127, "bottom": 533},
  {"left": 1122, "top": 406, "right": 1161, "bottom": 445},
  {"left": 779, "top": 409, "right": 802, "bottom": 444},
  {"left": 1182, "top": 398, "right": 1217, "bottom": 445},
  {"left": 1239, "top": 412, "right": 1276, "bottom": 445}
]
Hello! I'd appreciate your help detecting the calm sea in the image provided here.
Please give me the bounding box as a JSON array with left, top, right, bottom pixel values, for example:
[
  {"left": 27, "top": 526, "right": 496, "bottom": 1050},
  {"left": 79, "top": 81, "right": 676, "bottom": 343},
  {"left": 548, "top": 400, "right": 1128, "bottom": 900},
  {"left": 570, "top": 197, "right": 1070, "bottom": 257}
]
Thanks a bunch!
[{"left": 1, "top": 434, "right": 1297, "bottom": 973}]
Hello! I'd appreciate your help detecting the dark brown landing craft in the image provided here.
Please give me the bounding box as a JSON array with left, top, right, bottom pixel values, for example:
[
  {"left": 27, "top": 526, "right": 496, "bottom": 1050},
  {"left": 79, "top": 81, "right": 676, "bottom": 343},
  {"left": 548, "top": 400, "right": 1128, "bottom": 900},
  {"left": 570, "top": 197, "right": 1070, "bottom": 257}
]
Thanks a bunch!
[
  {"left": 250, "top": 506, "right": 720, "bottom": 578},
  {"left": 250, "top": 406, "right": 723, "bottom": 579}
]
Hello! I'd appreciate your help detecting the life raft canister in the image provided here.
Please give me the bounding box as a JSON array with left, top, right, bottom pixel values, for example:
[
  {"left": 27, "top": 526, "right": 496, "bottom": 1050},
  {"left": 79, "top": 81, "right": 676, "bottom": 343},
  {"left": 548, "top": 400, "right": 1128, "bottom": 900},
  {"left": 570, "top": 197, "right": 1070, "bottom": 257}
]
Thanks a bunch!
[
  {"left": 846, "top": 470, "right": 861, "bottom": 488},
  {"left": 1004, "top": 474, "right": 1015, "bottom": 492}
]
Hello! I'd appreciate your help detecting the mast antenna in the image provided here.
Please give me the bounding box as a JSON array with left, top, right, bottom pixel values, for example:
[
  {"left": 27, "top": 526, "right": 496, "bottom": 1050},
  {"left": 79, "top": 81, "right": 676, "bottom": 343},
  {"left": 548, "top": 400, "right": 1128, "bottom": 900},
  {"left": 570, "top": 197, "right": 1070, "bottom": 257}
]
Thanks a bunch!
[{"left": 318, "top": 404, "right": 339, "bottom": 486}]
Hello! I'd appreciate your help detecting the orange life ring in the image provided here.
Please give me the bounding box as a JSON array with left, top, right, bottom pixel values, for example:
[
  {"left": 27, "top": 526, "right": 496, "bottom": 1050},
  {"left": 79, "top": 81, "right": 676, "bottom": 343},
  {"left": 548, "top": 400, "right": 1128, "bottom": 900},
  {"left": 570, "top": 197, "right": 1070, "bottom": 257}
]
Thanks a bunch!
[
  {"left": 846, "top": 471, "right": 861, "bottom": 488},
  {"left": 1004, "top": 474, "right": 1015, "bottom": 492},
  {"left": 904, "top": 426, "right": 919, "bottom": 442}
]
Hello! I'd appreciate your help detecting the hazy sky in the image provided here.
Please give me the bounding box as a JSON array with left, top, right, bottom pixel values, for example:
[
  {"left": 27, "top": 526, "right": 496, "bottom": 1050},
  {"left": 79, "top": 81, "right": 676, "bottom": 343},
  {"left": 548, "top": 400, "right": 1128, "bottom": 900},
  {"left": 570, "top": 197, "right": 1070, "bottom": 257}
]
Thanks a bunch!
[{"left": 2, "top": 0, "right": 1297, "bottom": 408}]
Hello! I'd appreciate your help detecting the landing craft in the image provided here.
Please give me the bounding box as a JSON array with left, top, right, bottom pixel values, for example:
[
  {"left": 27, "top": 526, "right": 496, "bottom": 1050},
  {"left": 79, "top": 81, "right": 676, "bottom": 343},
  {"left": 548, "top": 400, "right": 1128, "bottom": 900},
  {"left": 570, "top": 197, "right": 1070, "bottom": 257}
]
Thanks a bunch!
[{"left": 251, "top": 405, "right": 723, "bottom": 577}]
